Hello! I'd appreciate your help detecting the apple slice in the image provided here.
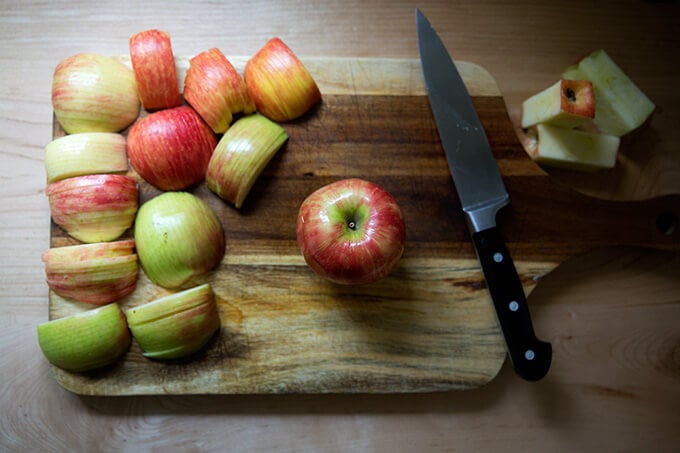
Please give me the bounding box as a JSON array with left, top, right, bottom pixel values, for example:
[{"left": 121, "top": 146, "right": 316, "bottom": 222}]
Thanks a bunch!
[
  {"left": 37, "top": 303, "right": 131, "bottom": 372},
  {"left": 52, "top": 53, "right": 140, "bottom": 134},
  {"left": 129, "top": 29, "right": 182, "bottom": 111},
  {"left": 46, "top": 174, "right": 139, "bottom": 243},
  {"left": 125, "top": 283, "right": 220, "bottom": 360},
  {"left": 562, "top": 49, "right": 655, "bottom": 136},
  {"left": 42, "top": 240, "right": 138, "bottom": 305},
  {"left": 206, "top": 113, "right": 288, "bottom": 208},
  {"left": 521, "top": 79, "right": 595, "bottom": 129},
  {"left": 244, "top": 37, "right": 321, "bottom": 122},
  {"left": 184, "top": 48, "right": 256, "bottom": 133},
  {"left": 527, "top": 123, "right": 620, "bottom": 171},
  {"left": 44, "top": 132, "right": 128, "bottom": 184},
  {"left": 127, "top": 106, "right": 217, "bottom": 191},
  {"left": 134, "top": 192, "right": 225, "bottom": 289}
]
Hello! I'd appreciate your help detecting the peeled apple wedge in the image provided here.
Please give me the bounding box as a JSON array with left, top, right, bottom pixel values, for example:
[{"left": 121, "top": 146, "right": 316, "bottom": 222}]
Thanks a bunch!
[
  {"left": 528, "top": 123, "right": 620, "bottom": 172},
  {"left": 125, "top": 283, "right": 220, "bottom": 360},
  {"left": 37, "top": 303, "right": 131, "bottom": 372},
  {"left": 562, "top": 49, "right": 655, "bottom": 136},
  {"left": 521, "top": 79, "right": 595, "bottom": 129}
]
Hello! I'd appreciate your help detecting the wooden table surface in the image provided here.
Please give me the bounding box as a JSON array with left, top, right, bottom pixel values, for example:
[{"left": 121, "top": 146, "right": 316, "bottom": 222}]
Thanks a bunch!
[{"left": 1, "top": 0, "right": 678, "bottom": 450}]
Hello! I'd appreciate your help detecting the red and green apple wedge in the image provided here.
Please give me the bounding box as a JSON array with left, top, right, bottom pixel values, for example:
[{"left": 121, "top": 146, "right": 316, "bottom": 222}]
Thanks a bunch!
[
  {"left": 125, "top": 283, "right": 220, "bottom": 360},
  {"left": 51, "top": 53, "right": 140, "bottom": 134},
  {"left": 206, "top": 113, "right": 288, "bottom": 208},
  {"left": 46, "top": 174, "right": 139, "bottom": 243},
  {"left": 37, "top": 303, "right": 131, "bottom": 372},
  {"left": 129, "top": 29, "right": 182, "bottom": 111},
  {"left": 184, "top": 48, "right": 255, "bottom": 133},
  {"left": 42, "top": 239, "right": 138, "bottom": 305},
  {"left": 44, "top": 132, "right": 128, "bottom": 184}
]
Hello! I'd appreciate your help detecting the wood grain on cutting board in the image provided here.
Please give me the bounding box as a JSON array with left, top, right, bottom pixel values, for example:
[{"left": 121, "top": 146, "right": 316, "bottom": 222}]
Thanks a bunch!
[{"left": 49, "top": 58, "right": 679, "bottom": 395}]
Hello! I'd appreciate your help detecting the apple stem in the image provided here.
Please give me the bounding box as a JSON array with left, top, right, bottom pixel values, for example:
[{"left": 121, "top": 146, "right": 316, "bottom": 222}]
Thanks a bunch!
[
  {"left": 564, "top": 87, "right": 576, "bottom": 103},
  {"left": 347, "top": 221, "right": 357, "bottom": 230}
]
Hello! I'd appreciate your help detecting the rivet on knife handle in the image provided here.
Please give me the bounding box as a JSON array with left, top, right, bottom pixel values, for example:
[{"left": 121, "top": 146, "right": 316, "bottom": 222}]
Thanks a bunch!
[{"left": 472, "top": 227, "right": 552, "bottom": 381}]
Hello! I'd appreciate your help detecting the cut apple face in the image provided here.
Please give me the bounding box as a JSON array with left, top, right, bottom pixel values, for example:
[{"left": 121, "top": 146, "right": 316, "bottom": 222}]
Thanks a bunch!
[
  {"left": 37, "top": 303, "right": 131, "bottom": 372},
  {"left": 528, "top": 123, "right": 620, "bottom": 171},
  {"left": 125, "top": 283, "right": 220, "bottom": 360},
  {"left": 521, "top": 79, "right": 595, "bottom": 129},
  {"left": 562, "top": 49, "right": 655, "bottom": 136},
  {"left": 42, "top": 240, "right": 138, "bottom": 305}
]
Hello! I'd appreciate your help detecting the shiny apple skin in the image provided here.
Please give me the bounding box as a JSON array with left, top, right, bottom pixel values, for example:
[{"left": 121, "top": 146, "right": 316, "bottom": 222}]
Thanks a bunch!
[
  {"left": 244, "top": 37, "right": 321, "bottom": 122},
  {"left": 127, "top": 106, "right": 217, "bottom": 191},
  {"left": 296, "top": 178, "right": 406, "bottom": 285},
  {"left": 129, "top": 29, "right": 182, "bottom": 111}
]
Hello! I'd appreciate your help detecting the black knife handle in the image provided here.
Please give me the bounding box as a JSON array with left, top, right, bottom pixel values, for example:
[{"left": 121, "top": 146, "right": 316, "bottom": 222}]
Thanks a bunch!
[{"left": 472, "top": 226, "right": 552, "bottom": 381}]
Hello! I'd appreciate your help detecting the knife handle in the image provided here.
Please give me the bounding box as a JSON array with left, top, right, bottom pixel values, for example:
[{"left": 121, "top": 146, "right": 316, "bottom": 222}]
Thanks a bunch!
[{"left": 472, "top": 226, "right": 552, "bottom": 381}]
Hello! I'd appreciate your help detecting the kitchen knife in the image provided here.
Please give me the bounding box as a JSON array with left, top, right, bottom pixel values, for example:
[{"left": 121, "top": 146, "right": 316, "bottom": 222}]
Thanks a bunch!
[{"left": 416, "top": 8, "right": 552, "bottom": 381}]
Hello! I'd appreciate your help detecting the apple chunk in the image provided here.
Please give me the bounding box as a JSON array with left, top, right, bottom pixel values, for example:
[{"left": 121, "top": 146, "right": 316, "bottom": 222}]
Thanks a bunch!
[
  {"left": 528, "top": 123, "right": 620, "bottom": 171},
  {"left": 562, "top": 49, "right": 655, "bottom": 136},
  {"left": 245, "top": 37, "right": 321, "bottom": 122},
  {"left": 521, "top": 79, "right": 595, "bottom": 129},
  {"left": 37, "top": 303, "right": 131, "bottom": 372},
  {"left": 44, "top": 132, "right": 128, "bottom": 184},
  {"left": 184, "top": 48, "right": 256, "bottom": 133},
  {"left": 42, "top": 240, "right": 138, "bottom": 305},
  {"left": 125, "top": 283, "right": 220, "bottom": 360},
  {"left": 206, "top": 113, "right": 288, "bottom": 208},
  {"left": 129, "top": 29, "right": 182, "bottom": 111},
  {"left": 134, "top": 192, "right": 225, "bottom": 289},
  {"left": 126, "top": 106, "right": 217, "bottom": 191},
  {"left": 51, "top": 53, "right": 140, "bottom": 134},
  {"left": 46, "top": 174, "right": 139, "bottom": 243}
]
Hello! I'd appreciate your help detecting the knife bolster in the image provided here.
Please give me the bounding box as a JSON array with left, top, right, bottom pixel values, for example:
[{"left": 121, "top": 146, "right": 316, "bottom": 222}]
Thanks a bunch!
[{"left": 463, "top": 194, "right": 509, "bottom": 233}]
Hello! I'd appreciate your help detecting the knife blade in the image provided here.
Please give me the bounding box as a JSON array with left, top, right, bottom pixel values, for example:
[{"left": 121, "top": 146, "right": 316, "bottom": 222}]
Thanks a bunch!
[{"left": 416, "top": 8, "right": 552, "bottom": 381}]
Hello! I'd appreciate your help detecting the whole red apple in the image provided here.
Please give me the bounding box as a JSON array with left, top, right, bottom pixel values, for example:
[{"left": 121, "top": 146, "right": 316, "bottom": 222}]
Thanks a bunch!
[
  {"left": 127, "top": 106, "right": 217, "bottom": 191},
  {"left": 129, "top": 29, "right": 182, "bottom": 111},
  {"left": 296, "top": 178, "right": 406, "bottom": 285}
]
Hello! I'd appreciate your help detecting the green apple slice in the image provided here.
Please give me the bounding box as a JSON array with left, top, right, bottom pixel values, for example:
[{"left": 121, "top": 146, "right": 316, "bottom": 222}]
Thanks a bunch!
[
  {"left": 37, "top": 303, "right": 131, "bottom": 372},
  {"left": 562, "top": 49, "right": 655, "bottom": 136},
  {"left": 125, "top": 283, "right": 220, "bottom": 360}
]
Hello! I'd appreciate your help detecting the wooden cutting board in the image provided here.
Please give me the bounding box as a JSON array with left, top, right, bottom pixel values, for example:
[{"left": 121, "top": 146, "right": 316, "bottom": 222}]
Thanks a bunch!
[{"left": 48, "top": 57, "right": 680, "bottom": 395}]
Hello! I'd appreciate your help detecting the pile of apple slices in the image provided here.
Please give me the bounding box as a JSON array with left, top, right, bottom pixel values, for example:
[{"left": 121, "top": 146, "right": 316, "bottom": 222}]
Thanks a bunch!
[
  {"left": 39, "top": 30, "right": 324, "bottom": 373},
  {"left": 521, "top": 49, "right": 655, "bottom": 172}
]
